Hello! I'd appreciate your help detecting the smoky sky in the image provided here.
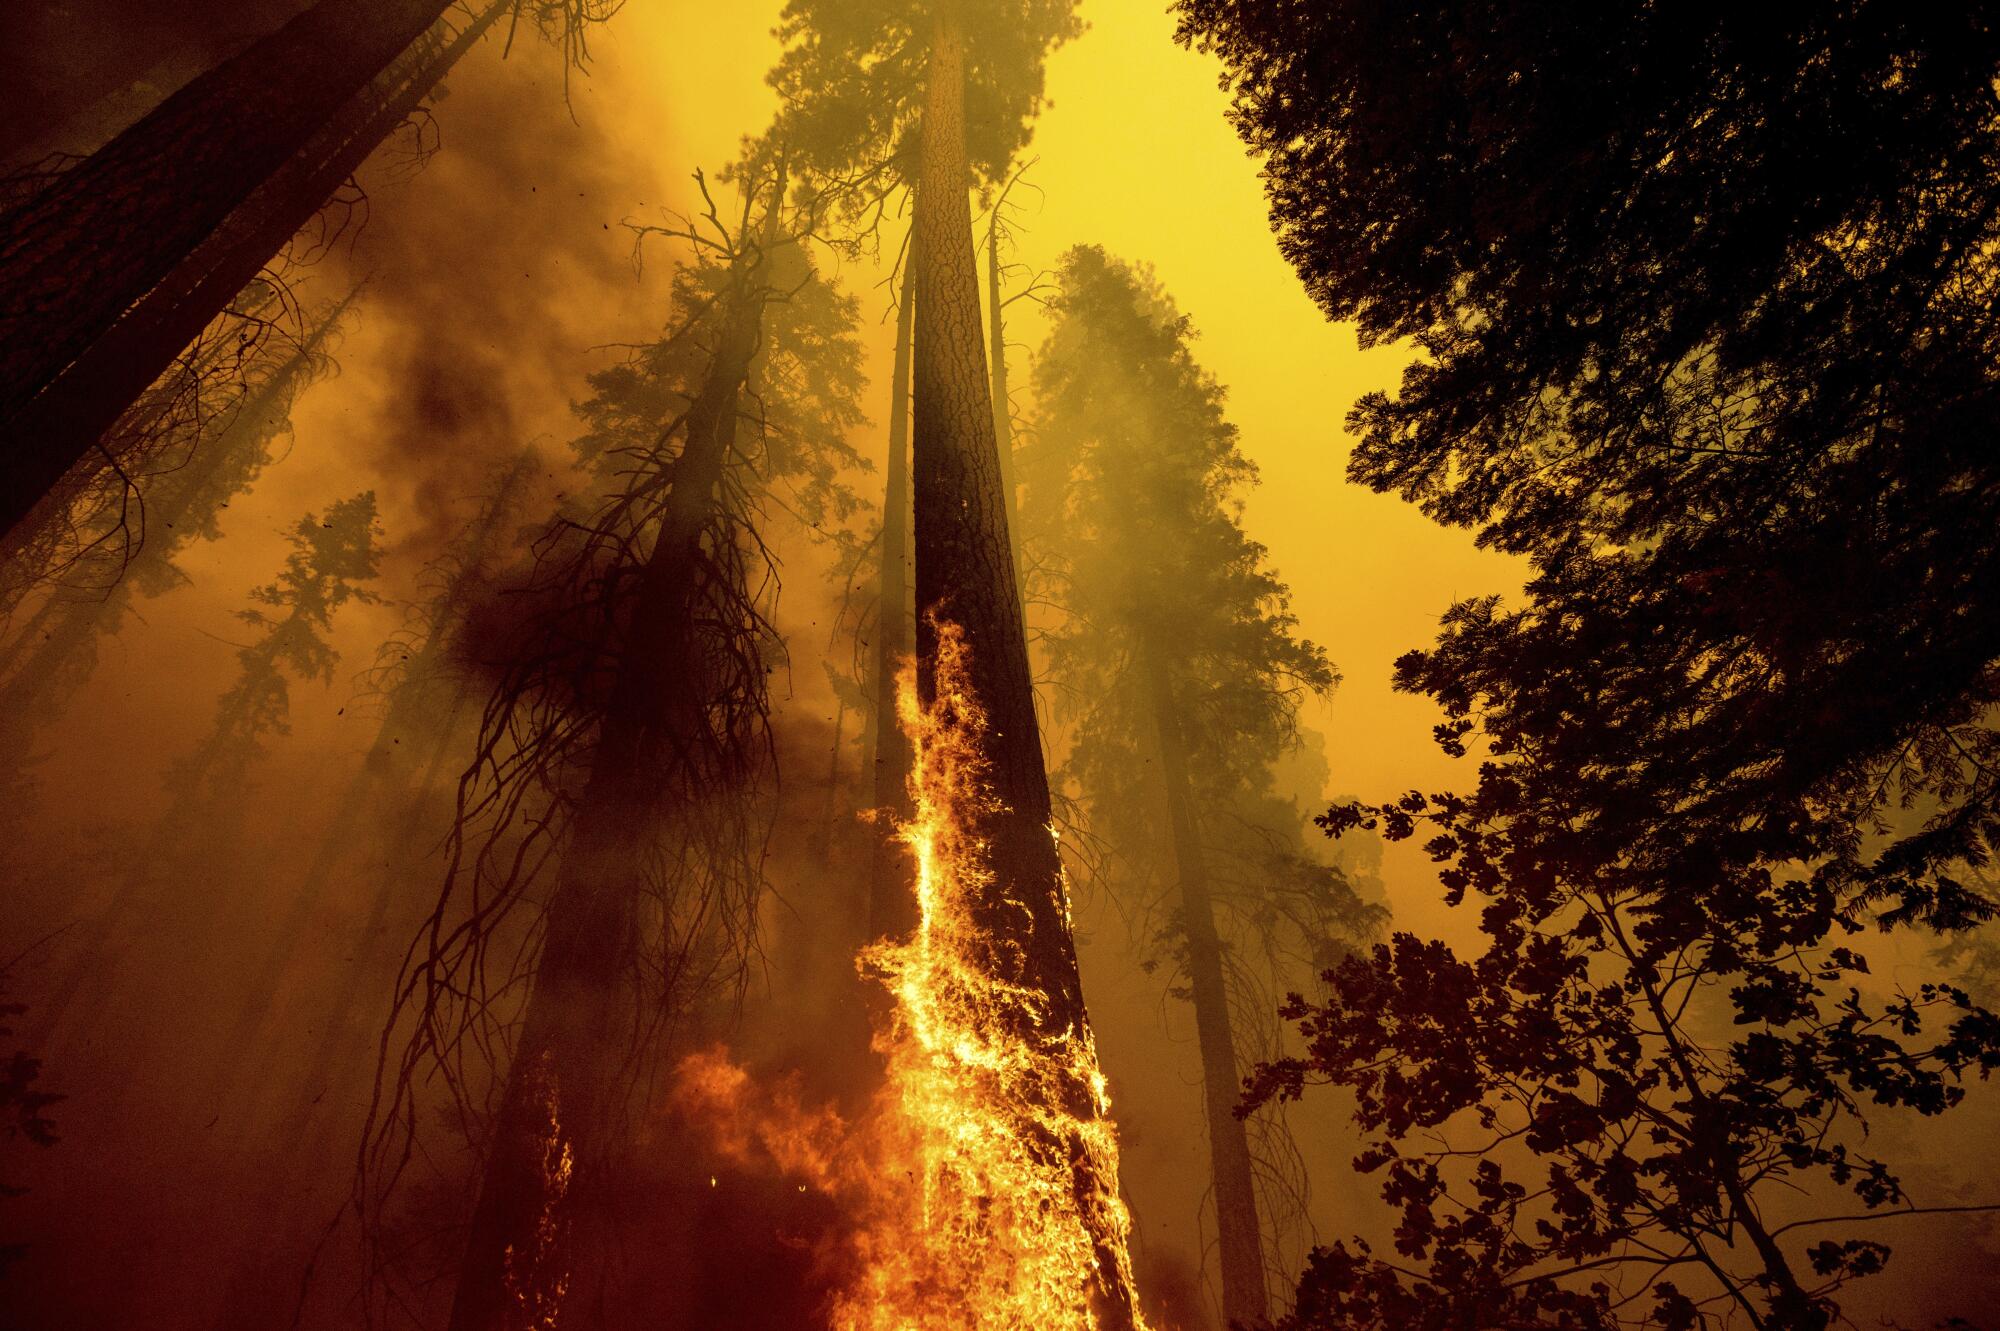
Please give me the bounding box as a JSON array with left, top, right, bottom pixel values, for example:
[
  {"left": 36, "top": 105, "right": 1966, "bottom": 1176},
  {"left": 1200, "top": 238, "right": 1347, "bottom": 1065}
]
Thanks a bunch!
[{"left": 300, "top": 23, "right": 677, "bottom": 580}]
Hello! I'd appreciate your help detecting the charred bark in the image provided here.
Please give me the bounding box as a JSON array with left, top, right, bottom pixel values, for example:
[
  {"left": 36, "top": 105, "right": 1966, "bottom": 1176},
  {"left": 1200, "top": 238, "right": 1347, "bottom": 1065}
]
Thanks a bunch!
[
  {"left": 1141, "top": 643, "right": 1270, "bottom": 1325},
  {"left": 0, "top": 0, "right": 508, "bottom": 536},
  {"left": 868, "top": 266, "right": 917, "bottom": 942},
  {"left": 445, "top": 272, "right": 768, "bottom": 1331},
  {"left": 909, "top": 20, "right": 1139, "bottom": 1330}
]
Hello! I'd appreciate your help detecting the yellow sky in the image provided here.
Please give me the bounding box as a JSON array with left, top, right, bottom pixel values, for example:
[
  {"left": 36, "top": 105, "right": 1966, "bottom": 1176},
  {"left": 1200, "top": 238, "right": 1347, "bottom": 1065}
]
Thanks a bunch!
[
  {"left": 593, "top": 0, "right": 1523, "bottom": 900},
  {"left": 52, "top": 0, "right": 1520, "bottom": 948}
]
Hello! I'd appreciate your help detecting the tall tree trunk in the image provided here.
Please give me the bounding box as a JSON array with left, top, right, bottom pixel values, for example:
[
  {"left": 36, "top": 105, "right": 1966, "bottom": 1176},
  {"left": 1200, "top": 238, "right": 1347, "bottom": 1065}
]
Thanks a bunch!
[
  {"left": 909, "top": 21, "right": 1139, "bottom": 1331},
  {"left": 868, "top": 265, "right": 917, "bottom": 941},
  {"left": 0, "top": 0, "right": 508, "bottom": 535},
  {"left": 447, "top": 277, "right": 767, "bottom": 1331},
  {"left": 1141, "top": 643, "right": 1270, "bottom": 1325}
]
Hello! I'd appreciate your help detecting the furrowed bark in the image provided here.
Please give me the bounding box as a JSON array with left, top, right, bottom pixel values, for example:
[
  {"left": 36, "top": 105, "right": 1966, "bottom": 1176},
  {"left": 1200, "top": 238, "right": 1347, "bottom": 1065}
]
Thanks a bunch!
[
  {"left": 446, "top": 277, "right": 767, "bottom": 1331},
  {"left": 1142, "top": 642, "right": 1269, "bottom": 1325},
  {"left": 0, "top": 0, "right": 508, "bottom": 536},
  {"left": 909, "top": 20, "right": 1140, "bottom": 1330},
  {"left": 868, "top": 266, "right": 917, "bottom": 942}
]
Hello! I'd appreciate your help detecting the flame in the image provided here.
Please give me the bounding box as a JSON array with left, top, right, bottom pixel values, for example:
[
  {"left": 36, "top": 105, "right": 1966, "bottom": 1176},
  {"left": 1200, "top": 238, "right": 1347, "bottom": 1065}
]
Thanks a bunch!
[
  {"left": 672, "top": 619, "right": 1148, "bottom": 1330},
  {"left": 503, "top": 1056, "right": 573, "bottom": 1330}
]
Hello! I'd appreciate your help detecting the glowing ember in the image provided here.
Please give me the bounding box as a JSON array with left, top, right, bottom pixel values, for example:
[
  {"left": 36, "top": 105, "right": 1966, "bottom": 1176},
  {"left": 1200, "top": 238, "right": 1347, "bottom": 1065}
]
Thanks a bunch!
[{"left": 674, "top": 620, "right": 1149, "bottom": 1330}]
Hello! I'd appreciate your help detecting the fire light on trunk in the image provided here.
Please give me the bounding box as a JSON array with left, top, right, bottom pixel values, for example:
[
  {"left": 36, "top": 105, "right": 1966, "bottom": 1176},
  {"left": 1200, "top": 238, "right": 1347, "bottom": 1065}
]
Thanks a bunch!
[{"left": 676, "top": 620, "right": 1149, "bottom": 1330}]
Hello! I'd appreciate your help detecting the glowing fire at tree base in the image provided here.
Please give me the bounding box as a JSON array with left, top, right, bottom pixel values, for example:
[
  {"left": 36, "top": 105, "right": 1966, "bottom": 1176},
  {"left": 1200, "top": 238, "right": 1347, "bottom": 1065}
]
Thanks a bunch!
[{"left": 676, "top": 621, "right": 1150, "bottom": 1330}]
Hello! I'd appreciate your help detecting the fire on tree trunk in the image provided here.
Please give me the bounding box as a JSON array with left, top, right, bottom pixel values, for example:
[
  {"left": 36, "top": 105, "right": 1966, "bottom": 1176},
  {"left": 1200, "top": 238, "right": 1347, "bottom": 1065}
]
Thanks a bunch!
[{"left": 906, "top": 17, "right": 1143, "bottom": 1330}]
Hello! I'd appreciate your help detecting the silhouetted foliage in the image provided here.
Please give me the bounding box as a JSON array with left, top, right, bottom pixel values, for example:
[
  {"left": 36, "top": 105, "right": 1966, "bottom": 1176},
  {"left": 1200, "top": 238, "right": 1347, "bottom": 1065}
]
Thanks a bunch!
[
  {"left": 1177, "top": 4, "right": 2000, "bottom": 1327},
  {"left": 171, "top": 491, "right": 383, "bottom": 809},
  {"left": 1180, "top": 0, "right": 2000, "bottom": 933}
]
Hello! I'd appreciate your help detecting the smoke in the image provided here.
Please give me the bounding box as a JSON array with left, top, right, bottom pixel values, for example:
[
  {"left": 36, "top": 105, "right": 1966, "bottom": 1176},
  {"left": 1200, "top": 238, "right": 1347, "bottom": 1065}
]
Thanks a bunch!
[{"left": 309, "top": 26, "right": 675, "bottom": 576}]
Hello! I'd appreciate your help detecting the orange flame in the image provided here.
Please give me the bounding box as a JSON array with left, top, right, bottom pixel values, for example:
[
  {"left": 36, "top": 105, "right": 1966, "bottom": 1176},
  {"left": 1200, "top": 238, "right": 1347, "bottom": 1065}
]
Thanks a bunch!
[{"left": 673, "top": 620, "right": 1148, "bottom": 1329}]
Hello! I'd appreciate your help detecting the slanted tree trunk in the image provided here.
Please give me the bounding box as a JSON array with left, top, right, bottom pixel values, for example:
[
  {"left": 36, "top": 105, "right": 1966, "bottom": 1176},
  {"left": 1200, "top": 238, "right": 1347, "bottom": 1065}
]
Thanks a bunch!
[
  {"left": 908, "top": 20, "right": 1139, "bottom": 1331},
  {"left": 0, "top": 278, "right": 288, "bottom": 621},
  {"left": 1140, "top": 641, "right": 1269, "bottom": 1325},
  {"left": 868, "top": 266, "right": 917, "bottom": 941},
  {"left": 446, "top": 277, "right": 767, "bottom": 1331},
  {"left": 0, "top": 1, "right": 508, "bottom": 535}
]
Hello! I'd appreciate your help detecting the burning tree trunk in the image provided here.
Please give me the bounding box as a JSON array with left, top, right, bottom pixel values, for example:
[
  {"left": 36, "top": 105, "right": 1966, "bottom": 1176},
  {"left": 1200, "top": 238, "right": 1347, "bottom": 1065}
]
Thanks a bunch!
[
  {"left": 908, "top": 19, "right": 1141, "bottom": 1330},
  {"left": 1141, "top": 644, "right": 1269, "bottom": 1325},
  {"left": 868, "top": 266, "right": 917, "bottom": 942},
  {"left": 0, "top": 0, "right": 511, "bottom": 535},
  {"left": 445, "top": 265, "right": 768, "bottom": 1331}
]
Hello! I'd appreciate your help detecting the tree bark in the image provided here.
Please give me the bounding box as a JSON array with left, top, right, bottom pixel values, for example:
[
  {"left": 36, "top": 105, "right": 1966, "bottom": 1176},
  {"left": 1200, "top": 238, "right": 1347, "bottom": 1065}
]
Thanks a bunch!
[
  {"left": 909, "top": 20, "right": 1140, "bottom": 1330},
  {"left": 868, "top": 265, "right": 917, "bottom": 942},
  {"left": 0, "top": 0, "right": 507, "bottom": 538},
  {"left": 1141, "top": 642, "right": 1270, "bottom": 1325},
  {"left": 446, "top": 272, "right": 767, "bottom": 1331}
]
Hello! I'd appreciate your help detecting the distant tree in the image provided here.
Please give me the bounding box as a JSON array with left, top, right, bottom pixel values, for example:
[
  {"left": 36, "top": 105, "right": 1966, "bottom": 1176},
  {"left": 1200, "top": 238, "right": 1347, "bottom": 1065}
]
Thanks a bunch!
[
  {"left": 1024, "top": 246, "right": 1380, "bottom": 1325},
  {"left": 211, "top": 447, "right": 543, "bottom": 1097},
  {"left": 30, "top": 492, "right": 382, "bottom": 1046}
]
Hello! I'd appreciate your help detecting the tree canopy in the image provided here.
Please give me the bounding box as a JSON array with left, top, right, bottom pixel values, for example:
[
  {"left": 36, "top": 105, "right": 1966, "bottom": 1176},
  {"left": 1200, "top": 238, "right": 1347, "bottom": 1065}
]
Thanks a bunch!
[
  {"left": 1174, "top": 5, "right": 2000, "bottom": 1326},
  {"left": 769, "top": 0, "right": 1082, "bottom": 188},
  {"left": 1176, "top": 1, "right": 2000, "bottom": 932}
]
